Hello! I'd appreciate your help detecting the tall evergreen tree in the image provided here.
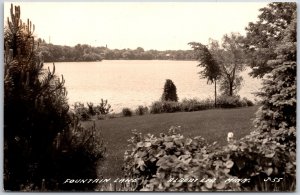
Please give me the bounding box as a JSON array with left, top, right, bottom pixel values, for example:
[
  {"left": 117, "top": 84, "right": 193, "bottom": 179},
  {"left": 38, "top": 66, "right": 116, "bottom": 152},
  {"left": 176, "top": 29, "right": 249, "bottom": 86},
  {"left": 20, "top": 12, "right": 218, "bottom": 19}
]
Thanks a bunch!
[
  {"left": 4, "top": 4, "right": 70, "bottom": 190},
  {"left": 254, "top": 11, "right": 296, "bottom": 132},
  {"left": 161, "top": 79, "right": 178, "bottom": 102}
]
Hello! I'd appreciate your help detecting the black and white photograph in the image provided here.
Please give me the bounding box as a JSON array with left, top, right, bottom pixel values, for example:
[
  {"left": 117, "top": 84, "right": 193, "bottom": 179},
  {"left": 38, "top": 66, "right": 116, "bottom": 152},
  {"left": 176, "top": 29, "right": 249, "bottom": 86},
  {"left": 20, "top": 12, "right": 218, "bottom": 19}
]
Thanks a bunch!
[{"left": 3, "top": 1, "right": 296, "bottom": 192}]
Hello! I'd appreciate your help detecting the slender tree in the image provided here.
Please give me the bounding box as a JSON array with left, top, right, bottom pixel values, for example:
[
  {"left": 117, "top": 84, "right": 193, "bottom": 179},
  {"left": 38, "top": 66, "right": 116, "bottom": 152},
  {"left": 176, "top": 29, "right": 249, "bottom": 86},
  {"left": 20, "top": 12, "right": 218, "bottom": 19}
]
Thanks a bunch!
[
  {"left": 189, "top": 42, "right": 221, "bottom": 107},
  {"left": 209, "top": 33, "right": 245, "bottom": 96}
]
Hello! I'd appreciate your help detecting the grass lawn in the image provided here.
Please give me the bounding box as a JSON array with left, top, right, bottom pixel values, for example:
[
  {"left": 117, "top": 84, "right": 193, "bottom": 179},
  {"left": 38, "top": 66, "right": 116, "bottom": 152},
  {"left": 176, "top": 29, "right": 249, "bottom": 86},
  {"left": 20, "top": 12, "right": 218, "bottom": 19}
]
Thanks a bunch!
[{"left": 81, "top": 106, "right": 259, "bottom": 180}]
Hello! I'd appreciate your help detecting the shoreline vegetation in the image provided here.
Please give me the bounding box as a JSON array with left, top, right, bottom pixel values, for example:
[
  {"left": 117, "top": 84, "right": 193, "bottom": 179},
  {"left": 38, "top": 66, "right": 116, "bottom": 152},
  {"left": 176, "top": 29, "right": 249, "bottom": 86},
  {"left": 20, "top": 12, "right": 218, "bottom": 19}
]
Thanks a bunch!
[
  {"left": 72, "top": 96, "right": 255, "bottom": 121},
  {"left": 37, "top": 41, "right": 197, "bottom": 62}
]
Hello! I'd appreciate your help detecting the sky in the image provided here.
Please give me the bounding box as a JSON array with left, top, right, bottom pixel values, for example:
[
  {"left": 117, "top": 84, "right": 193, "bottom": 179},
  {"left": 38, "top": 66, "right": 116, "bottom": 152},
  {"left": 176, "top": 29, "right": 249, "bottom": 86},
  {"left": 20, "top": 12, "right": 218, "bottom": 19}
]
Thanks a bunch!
[{"left": 4, "top": 2, "right": 267, "bottom": 50}]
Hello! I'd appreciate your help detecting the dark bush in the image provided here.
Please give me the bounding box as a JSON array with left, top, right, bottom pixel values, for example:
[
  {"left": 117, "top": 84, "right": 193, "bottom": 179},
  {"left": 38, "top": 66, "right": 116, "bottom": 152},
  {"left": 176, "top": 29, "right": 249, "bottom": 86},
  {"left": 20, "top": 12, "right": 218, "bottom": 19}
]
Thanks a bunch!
[
  {"left": 53, "top": 118, "right": 106, "bottom": 191},
  {"left": 162, "top": 101, "right": 181, "bottom": 113},
  {"left": 161, "top": 79, "right": 178, "bottom": 102},
  {"left": 135, "top": 105, "right": 148, "bottom": 115},
  {"left": 122, "top": 108, "right": 133, "bottom": 117},
  {"left": 87, "top": 102, "right": 96, "bottom": 116},
  {"left": 242, "top": 97, "right": 254, "bottom": 107}
]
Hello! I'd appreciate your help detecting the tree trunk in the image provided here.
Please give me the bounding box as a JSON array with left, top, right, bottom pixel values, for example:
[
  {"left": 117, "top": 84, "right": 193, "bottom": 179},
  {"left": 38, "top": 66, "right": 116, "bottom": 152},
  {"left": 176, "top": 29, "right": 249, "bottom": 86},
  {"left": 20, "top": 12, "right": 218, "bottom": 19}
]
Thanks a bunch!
[
  {"left": 214, "top": 80, "right": 217, "bottom": 108},
  {"left": 229, "top": 81, "right": 233, "bottom": 96}
]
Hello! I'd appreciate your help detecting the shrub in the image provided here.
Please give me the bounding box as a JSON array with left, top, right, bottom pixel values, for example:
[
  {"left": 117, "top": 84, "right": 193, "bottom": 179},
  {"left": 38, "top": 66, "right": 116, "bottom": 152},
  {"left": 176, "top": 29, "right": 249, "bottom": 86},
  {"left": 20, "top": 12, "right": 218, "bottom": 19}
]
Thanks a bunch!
[
  {"left": 73, "top": 102, "right": 90, "bottom": 121},
  {"left": 73, "top": 99, "right": 112, "bottom": 121},
  {"left": 162, "top": 101, "right": 181, "bottom": 113},
  {"left": 150, "top": 101, "right": 181, "bottom": 114},
  {"left": 161, "top": 79, "right": 178, "bottom": 102},
  {"left": 123, "top": 126, "right": 240, "bottom": 191},
  {"left": 150, "top": 101, "right": 164, "bottom": 114},
  {"left": 135, "top": 105, "right": 148, "bottom": 115},
  {"left": 242, "top": 97, "right": 254, "bottom": 107},
  {"left": 95, "top": 99, "right": 112, "bottom": 115},
  {"left": 52, "top": 117, "right": 106, "bottom": 191},
  {"left": 122, "top": 108, "right": 133, "bottom": 117},
  {"left": 217, "top": 95, "right": 243, "bottom": 108},
  {"left": 87, "top": 102, "right": 96, "bottom": 116},
  {"left": 180, "top": 98, "right": 214, "bottom": 112},
  {"left": 123, "top": 126, "right": 296, "bottom": 191}
]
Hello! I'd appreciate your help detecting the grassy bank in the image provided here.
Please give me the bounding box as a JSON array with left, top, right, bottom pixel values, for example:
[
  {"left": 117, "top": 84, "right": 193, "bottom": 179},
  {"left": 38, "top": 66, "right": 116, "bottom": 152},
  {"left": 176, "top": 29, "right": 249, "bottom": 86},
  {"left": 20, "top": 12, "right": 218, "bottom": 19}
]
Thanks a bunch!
[{"left": 81, "top": 106, "right": 258, "bottom": 180}]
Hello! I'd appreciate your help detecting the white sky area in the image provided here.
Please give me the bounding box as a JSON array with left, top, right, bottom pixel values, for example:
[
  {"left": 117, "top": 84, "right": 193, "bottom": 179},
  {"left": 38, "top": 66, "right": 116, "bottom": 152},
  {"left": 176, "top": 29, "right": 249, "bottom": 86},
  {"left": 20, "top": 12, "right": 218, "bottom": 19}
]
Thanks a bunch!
[{"left": 4, "top": 2, "right": 267, "bottom": 50}]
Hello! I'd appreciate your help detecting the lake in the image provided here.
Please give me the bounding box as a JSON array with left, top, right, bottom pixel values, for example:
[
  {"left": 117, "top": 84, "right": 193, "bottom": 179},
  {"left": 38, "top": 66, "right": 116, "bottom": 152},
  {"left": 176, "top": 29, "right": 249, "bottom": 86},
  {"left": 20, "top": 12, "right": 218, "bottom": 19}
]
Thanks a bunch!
[{"left": 45, "top": 60, "right": 262, "bottom": 113}]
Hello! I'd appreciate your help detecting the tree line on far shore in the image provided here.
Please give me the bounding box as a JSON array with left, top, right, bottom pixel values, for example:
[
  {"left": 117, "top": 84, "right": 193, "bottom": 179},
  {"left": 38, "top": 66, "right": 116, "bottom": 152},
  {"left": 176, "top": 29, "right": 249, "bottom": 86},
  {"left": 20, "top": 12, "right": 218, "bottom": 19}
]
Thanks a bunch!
[{"left": 37, "top": 41, "right": 196, "bottom": 62}]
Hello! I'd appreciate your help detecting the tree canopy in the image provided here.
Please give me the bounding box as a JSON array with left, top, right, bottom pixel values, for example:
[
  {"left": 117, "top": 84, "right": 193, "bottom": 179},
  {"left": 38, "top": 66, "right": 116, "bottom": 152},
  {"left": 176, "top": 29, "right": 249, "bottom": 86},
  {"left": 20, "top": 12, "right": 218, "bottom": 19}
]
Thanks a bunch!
[
  {"left": 207, "top": 33, "right": 245, "bottom": 96},
  {"left": 188, "top": 42, "right": 221, "bottom": 83},
  {"left": 243, "top": 2, "right": 296, "bottom": 78}
]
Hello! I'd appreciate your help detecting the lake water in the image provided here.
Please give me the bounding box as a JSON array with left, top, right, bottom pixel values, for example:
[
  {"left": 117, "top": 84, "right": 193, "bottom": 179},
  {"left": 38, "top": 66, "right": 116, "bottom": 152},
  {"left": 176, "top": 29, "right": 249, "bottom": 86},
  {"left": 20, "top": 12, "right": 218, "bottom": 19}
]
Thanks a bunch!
[{"left": 45, "top": 60, "right": 262, "bottom": 113}]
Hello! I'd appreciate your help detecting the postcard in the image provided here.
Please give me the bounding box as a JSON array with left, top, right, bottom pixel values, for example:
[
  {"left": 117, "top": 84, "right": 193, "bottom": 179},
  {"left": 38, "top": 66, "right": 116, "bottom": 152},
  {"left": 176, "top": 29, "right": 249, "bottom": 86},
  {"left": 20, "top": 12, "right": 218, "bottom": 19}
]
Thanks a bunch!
[{"left": 3, "top": 1, "right": 296, "bottom": 192}]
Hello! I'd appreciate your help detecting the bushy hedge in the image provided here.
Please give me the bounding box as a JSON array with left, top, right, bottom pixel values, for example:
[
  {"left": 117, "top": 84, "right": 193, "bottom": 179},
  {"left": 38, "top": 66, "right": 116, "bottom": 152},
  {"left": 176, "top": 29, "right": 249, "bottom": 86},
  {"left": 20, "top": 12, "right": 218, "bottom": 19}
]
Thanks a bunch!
[
  {"left": 123, "top": 126, "right": 295, "bottom": 191},
  {"left": 180, "top": 98, "right": 214, "bottom": 112},
  {"left": 150, "top": 97, "right": 252, "bottom": 114},
  {"left": 150, "top": 101, "right": 181, "bottom": 114},
  {"left": 216, "top": 95, "right": 245, "bottom": 108}
]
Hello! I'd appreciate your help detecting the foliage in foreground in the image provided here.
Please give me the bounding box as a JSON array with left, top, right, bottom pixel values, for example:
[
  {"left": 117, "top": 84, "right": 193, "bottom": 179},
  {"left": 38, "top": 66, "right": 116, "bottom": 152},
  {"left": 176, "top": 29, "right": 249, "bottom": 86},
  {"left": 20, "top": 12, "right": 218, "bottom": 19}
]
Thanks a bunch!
[
  {"left": 123, "top": 126, "right": 295, "bottom": 191},
  {"left": 52, "top": 117, "right": 106, "bottom": 191}
]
